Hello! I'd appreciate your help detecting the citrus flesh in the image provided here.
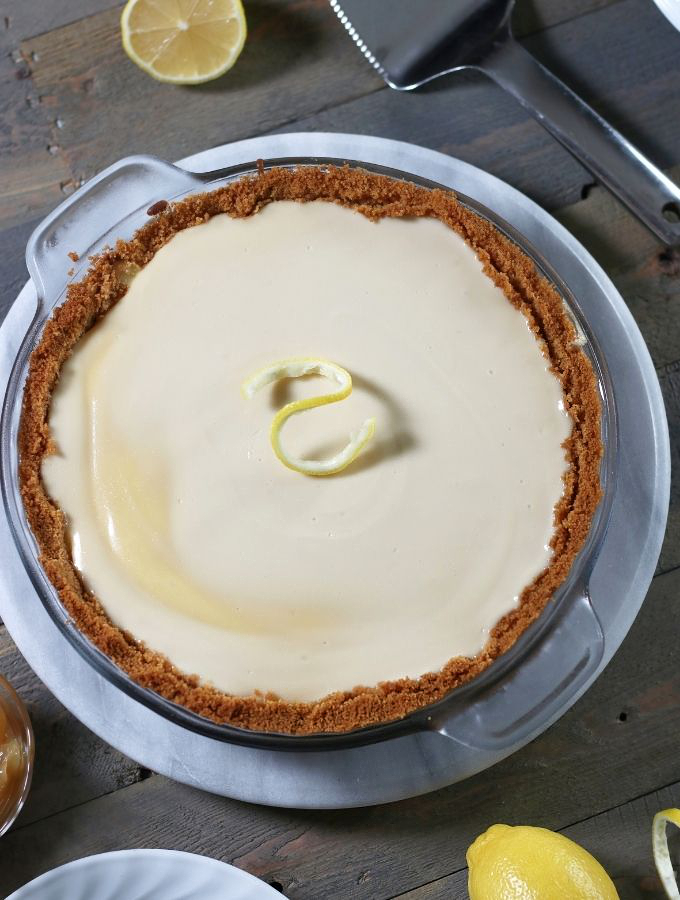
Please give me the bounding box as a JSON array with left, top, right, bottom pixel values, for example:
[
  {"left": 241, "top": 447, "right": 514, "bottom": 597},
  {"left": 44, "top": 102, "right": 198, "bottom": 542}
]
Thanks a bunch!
[
  {"left": 121, "top": 0, "right": 247, "bottom": 84},
  {"left": 467, "top": 824, "right": 619, "bottom": 900}
]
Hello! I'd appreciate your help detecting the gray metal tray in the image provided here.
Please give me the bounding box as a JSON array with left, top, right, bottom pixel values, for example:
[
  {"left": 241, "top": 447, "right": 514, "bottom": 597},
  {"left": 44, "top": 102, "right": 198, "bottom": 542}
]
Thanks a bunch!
[{"left": 0, "top": 133, "right": 669, "bottom": 808}]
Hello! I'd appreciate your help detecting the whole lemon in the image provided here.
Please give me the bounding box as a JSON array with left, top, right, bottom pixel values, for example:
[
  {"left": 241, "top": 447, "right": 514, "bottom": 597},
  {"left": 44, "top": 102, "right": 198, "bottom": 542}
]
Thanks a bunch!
[{"left": 467, "top": 824, "right": 619, "bottom": 899}]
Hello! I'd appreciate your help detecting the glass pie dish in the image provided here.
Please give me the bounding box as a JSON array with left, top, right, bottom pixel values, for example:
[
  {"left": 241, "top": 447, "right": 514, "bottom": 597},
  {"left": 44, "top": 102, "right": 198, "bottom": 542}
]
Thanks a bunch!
[{"left": 1, "top": 154, "right": 617, "bottom": 752}]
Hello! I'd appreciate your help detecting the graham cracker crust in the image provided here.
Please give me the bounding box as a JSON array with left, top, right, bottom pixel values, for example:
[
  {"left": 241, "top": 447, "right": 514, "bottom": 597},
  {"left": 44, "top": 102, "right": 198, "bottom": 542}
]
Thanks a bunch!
[{"left": 18, "top": 165, "right": 603, "bottom": 735}]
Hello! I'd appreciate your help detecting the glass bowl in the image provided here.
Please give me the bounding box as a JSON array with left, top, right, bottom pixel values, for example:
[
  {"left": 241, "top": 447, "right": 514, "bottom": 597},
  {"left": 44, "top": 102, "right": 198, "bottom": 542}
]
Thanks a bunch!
[{"left": 0, "top": 673, "right": 34, "bottom": 836}]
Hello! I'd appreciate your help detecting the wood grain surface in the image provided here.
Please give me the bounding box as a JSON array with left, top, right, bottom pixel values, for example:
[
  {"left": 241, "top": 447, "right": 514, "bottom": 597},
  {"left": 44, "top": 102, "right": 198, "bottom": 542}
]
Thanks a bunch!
[{"left": 0, "top": 0, "right": 679, "bottom": 896}]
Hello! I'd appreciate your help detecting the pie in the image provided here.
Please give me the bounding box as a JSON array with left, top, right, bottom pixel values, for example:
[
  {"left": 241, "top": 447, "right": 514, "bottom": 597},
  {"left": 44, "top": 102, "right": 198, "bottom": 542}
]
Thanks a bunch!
[{"left": 19, "top": 166, "right": 602, "bottom": 734}]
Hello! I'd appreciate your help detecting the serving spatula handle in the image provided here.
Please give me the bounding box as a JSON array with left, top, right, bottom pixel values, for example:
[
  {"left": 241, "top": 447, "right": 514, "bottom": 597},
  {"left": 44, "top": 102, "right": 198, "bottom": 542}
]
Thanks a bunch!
[{"left": 477, "top": 36, "right": 680, "bottom": 245}]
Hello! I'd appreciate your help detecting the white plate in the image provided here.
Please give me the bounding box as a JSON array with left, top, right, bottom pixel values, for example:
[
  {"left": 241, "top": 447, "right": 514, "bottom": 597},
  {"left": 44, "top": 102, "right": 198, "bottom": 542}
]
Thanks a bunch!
[
  {"left": 6, "top": 850, "right": 284, "bottom": 900},
  {"left": 652, "top": 0, "right": 680, "bottom": 31}
]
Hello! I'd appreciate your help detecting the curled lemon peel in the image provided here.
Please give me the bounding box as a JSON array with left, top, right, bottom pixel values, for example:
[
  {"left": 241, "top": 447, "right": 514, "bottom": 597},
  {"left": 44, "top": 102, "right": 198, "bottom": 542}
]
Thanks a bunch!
[
  {"left": 653, "top": 808, "right": 680, "bottom": 899},
  {"left": 242, "top": 357, "right": 376, "bottom": 476}
]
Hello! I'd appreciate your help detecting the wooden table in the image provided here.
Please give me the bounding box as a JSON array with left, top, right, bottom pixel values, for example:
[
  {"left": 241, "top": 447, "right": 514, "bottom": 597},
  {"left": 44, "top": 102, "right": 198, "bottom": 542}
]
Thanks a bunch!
[{"left": 1, "top": 1, "right": 679, "bottom": 896}]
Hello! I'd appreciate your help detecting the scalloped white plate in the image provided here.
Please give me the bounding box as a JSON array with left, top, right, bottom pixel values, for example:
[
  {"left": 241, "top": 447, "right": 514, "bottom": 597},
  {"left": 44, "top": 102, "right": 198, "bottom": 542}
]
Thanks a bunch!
[{"left": 6, "top": 850, "right": 285, "bottom": 900}]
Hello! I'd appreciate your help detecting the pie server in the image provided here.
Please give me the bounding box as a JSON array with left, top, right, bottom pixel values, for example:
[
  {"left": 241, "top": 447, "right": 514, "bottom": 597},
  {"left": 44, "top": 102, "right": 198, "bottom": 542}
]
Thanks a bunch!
[{"left": 330, "top": 0, "right": 680, "bottom": 245}]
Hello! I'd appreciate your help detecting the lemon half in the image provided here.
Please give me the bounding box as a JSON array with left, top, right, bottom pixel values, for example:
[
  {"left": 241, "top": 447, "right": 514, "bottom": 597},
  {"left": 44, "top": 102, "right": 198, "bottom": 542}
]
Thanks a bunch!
[
  {"left": 121, "top": 0, "right": 247, "bottom": 85},
  {"left": 242, "top": 357, "right": 376, "bottom": 476}
]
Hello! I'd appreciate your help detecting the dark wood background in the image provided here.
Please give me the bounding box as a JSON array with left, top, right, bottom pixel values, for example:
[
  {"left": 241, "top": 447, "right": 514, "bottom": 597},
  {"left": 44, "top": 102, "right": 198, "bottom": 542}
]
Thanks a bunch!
[{"left": 1, "top": 0, "right": 679, "bottom": 896}]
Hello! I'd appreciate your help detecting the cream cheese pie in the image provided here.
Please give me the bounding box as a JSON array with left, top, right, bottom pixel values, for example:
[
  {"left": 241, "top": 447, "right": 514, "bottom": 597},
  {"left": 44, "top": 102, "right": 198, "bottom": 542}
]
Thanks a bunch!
[{"left": 19, "top": 166, "right": 602, "bottom": 734}]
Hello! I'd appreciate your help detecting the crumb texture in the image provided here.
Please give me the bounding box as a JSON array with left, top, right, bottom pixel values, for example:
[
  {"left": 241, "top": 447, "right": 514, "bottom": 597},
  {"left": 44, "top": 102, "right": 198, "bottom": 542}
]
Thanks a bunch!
[{"left": 19, "top": 166, "right": 602, "bottom": 735}]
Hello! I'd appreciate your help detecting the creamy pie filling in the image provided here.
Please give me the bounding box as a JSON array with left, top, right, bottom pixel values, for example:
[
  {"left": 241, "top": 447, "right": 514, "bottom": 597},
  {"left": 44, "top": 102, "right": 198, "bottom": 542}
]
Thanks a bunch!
[{"left": 42, "top": 200, "right": 571, "bottom": 702}]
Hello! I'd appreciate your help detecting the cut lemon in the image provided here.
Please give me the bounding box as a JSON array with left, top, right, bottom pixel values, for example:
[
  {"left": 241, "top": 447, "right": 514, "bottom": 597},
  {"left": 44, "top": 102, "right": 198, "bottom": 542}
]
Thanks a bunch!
[
  {"left": 121, "top": 0, "right": 247, "bottom": 85},
  {"left": 653, "top": 808, "right": 680, "bottom": 899},
  {"left": 242, "top": 357, "right": 376, "bottom": 477}
]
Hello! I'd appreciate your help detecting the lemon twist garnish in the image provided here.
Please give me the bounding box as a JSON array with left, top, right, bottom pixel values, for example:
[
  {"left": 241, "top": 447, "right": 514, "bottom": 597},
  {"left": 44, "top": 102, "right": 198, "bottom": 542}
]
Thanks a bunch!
[
  {"left": 242, "top": 357, "right": 376, "bottom": 476},
  {"left": 653, "top": 808, "right": 680, "bottom": 898}
]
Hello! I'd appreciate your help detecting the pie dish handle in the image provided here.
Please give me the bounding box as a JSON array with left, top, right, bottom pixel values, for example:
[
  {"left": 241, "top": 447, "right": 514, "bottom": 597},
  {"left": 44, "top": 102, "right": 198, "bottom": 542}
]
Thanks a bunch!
[
  {"left": 25, "top": 154, "right": 205, "bottom": 304},
  {"left": 431, "top": 588, "right": 605, "bottom": 752}
]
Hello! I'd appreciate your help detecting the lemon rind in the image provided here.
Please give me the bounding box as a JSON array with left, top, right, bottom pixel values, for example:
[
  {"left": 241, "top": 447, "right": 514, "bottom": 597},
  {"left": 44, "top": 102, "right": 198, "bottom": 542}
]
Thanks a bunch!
[
  {"left": 242, "top": 357, "right": 376, "bottom": 477},
  {"left": 653, "top": 808, "right": 680, "bottom": 899}
]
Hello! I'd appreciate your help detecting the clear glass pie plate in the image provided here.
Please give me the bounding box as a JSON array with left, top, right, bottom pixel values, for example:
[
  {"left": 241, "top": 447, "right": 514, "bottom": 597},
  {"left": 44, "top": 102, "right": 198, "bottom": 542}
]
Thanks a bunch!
[{"left": 0, "top": 151, "right": 625, "bottom": 753}]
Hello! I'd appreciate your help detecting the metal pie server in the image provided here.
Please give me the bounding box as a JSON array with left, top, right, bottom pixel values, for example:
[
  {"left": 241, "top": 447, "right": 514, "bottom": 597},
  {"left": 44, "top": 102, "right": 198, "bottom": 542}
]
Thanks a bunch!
[{"left": 330, "top": 0, "right": 680, "bottom": 245}]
